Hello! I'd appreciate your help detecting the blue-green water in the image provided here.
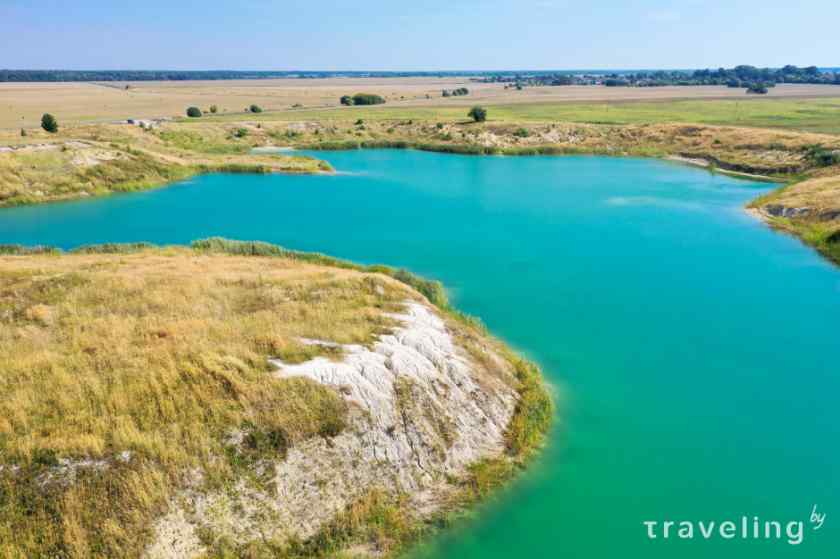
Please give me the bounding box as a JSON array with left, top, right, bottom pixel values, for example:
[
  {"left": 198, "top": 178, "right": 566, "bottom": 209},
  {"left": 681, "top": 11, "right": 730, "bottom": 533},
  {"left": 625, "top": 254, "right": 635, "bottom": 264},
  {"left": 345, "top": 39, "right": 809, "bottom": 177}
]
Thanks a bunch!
[{"left": 1, "top": 151, "right": 838, "bottom": 557}]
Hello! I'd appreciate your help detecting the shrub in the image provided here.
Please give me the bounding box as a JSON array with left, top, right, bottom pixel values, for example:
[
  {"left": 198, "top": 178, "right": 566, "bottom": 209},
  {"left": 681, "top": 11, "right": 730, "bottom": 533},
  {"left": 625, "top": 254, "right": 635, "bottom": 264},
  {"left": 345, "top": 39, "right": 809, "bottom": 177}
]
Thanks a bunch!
[
  {"left": 209, "top": 105, "right": 218, "bottom": 114},
  {"left": 340, "top": 95, "right": 354, "bottom": 106},
  {"left": 20, "top": 128, "right": 27, "bottom": 137},
  {"left": 250, "top": 105, "right": 263, "bottom": 113},
  {"left": 746, "top": 83, "right": 769, "bottom": 94},
  {"left": 351, "top": 93, "right": 386, "bottom": 106},
  {"left": 513, "top": 127, "right": 530, "bottom": 138},
  {"left": 355, "top": 119, "right": 364, "bottom": 126},
  {"left": 186, "top": 106, "right": 202, "bottom": 118},
  {"left": 233, "top": 128, "right": 249, "bottom": 138},
  {"left": 41, "top": 113, "right": 58, "bottom": 133},
  {"left": 468, "top": 106, "right": 487, "bottom": 123},
  {"left": 804, "top": 144, "right": 840, "bottom": 166},
  {"left": 443, "top": 87, "right": 469, "bottom": 98}
]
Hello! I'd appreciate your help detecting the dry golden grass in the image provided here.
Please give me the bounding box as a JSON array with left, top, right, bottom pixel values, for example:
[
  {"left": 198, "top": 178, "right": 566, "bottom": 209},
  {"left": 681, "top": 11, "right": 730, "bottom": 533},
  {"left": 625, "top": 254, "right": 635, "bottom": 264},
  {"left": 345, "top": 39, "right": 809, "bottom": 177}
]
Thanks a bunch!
[
  {"left": 0, "top": 244, "right": 551, "bottom": 558},
  {"left": 0, "top": 122, "right": 329, "bottom": 206},
  {"left": 0, "top": 248, "right": 420, "bottom": 557},
  {"left": 279, "top": 117, "right": 840, "bottom": 176},
  {"left": 750, "top": 174, "right": 840, "bottom": 264}
]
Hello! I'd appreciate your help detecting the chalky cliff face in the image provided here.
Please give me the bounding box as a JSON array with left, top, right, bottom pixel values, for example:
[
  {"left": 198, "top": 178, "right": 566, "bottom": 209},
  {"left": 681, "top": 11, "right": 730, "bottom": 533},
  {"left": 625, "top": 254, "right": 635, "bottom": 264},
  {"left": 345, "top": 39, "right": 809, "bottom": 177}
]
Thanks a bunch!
[{"left": 147, "top": 302, "right": 519, "bottom": 558}]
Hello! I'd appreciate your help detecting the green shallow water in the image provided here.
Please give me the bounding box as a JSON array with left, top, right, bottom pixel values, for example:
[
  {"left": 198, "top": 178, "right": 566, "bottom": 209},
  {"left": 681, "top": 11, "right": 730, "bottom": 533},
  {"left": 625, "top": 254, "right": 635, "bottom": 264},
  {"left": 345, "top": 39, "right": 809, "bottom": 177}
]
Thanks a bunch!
[{"left": 1, "top": 150, "right": 838, "bottom": 557}]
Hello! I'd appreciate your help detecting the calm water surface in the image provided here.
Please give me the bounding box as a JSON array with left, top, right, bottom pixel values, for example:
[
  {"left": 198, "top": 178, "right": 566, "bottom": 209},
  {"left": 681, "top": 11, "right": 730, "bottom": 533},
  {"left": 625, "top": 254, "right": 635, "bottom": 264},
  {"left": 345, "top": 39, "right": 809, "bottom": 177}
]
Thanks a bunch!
[{"left": 1, "top": 151, "right": 838, "bottom": 557}]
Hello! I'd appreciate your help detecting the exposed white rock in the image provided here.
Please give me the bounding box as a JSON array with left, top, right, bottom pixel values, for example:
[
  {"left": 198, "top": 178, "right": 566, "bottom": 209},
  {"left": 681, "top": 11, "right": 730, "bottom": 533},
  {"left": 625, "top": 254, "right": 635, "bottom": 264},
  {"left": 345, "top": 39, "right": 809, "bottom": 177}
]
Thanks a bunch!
[{"left": 146, "top": 301, "right": 517, "bottom": 558}]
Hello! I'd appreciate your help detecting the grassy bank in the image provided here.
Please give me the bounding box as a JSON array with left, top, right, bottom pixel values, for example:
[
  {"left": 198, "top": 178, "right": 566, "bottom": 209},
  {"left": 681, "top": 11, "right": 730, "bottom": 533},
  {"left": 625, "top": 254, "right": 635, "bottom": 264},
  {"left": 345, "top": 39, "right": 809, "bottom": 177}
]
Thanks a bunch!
[
  {"left": 204, "top": 96, "right": 840, "bottom": 135},
  {"left": 0, "top": 240, "right": 552, "bottom": 558},
  {"left": 748, "top": 174, "right": 840, "bottom": 265},
  {"left": 3, "top": 115, "right": 839, "bottom": 269},
  {"left": 0, "top": 123, "right": 331, "bottom": 207}
]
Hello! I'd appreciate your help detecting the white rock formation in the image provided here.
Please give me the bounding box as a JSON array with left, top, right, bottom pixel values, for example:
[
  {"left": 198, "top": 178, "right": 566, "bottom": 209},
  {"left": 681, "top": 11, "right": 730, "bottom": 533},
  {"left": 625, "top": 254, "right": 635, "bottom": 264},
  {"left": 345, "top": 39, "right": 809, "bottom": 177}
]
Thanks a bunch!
[{"left": 146, "top": 301, "right": 517, "bottom": 558}]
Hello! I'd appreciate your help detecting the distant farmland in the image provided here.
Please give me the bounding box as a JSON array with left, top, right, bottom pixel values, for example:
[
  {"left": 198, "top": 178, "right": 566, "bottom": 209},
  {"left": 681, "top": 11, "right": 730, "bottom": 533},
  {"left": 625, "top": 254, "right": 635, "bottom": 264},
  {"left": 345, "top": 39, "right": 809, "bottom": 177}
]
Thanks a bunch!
[{"left": 1, "top": 78, "right": 839, "bottom": 132}]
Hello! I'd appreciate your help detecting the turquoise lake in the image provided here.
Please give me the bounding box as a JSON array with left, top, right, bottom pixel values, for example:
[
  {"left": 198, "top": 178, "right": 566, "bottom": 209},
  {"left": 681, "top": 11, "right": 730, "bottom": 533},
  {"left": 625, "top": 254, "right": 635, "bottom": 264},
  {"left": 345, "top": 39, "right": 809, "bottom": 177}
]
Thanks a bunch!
[{"left": 1, "top": 150, "right": 838, "bottom": 557}]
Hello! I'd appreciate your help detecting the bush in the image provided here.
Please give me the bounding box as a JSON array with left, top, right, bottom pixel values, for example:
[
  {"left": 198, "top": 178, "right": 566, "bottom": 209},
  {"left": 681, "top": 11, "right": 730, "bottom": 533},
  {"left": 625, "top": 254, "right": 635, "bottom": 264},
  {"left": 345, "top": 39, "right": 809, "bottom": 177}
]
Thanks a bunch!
[
  {"left": 340, "top": 95, "right": 354, "bottom": 106},
  {"left": 186, "top": 106, "right": 202, "bottom": 118},
  {"left": 41, "top": 113, "right": 58, "bottom": 133},
  {"left": 20, "top": 128, "right": 27, "bottom": 137},
  {"left": 250, "top": 104, "right": 263, "bottom": 113},
  {"left": 468, "top": 106, "right": 487, "bottom": 123},
  {"left": 351, "top": 93, "right": 386, "bottom": 106},
  {"left": 513, "top": 127, "right": 530, "bottom": 138},
  {"left": 804, "top": 144, "right": 840, "bottom": 167},
  {"left": 442, "top": 87, "right": 469, "bottom": 97},
  {"left": 746, "top": 83, "right": 769, "bottom": 94},
  {"left": 209, "top": 105, "right": 218, "bottom": 114},
  {"left": 233, "top": 128, "right": 249, "bottom": 138}
]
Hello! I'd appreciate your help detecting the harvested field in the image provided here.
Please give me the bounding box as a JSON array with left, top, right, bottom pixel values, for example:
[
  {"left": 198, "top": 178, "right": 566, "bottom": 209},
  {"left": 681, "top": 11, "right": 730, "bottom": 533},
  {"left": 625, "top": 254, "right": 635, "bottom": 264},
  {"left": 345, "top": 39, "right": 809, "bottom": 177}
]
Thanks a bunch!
[{"left": 2, "top": 79, "right": 840, "bottom": 131}]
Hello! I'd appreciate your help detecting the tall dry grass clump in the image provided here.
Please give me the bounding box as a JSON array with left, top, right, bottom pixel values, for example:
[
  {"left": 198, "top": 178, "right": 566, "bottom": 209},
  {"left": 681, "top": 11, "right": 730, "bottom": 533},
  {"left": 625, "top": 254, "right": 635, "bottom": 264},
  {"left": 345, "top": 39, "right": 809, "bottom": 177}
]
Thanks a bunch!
[{"left": 0, "top": 248, "right": 414, "bottom": 557}]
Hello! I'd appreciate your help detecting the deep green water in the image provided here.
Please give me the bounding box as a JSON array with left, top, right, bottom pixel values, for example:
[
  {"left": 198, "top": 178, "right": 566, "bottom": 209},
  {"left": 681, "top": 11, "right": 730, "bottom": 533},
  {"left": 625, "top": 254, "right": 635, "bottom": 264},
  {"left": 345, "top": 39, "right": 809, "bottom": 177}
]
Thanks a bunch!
[{"left": 1, "top": 150, "right": 838, "bottom": 557}]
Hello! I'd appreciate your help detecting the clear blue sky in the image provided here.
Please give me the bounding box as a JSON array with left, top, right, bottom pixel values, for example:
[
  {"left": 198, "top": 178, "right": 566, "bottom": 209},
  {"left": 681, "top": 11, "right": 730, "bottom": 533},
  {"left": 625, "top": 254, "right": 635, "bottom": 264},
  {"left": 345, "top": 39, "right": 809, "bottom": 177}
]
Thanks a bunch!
[{"left": 2, "top": 0, "right": 838, "bottom": 71}]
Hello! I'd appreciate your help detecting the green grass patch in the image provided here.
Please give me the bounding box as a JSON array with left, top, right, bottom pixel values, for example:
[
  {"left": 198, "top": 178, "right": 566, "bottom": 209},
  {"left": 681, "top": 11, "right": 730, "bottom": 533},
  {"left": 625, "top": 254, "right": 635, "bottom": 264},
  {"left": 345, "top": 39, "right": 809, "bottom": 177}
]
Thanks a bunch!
[
  {"left": 158, "top": 130, "right": 250, "bottom": 155},
  {"left": 206, "top": 97, "right": 840, "bottom": 134}
]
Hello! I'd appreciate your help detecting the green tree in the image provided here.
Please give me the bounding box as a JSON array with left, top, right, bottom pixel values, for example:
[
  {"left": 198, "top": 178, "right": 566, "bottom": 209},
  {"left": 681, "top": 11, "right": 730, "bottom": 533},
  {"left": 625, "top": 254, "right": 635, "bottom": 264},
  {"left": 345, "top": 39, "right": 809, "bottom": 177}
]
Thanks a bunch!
[
  {"left": 41, "top": 113, "right": 58, "bottom": 133},
  {"left": 186, "top": 106, "right": 202, "bottom": 118},
  {"left": 468, "top": 106, "right": 487, "bottom": 123},
  {"left": 340, "top": 95, "right": 354, "bottom": 106},
  {"left": 351, "top": 93, "right": 386, "bottom": 105},
  {"left": 249, "top": 105, "right": 263, "bottom": 113}
]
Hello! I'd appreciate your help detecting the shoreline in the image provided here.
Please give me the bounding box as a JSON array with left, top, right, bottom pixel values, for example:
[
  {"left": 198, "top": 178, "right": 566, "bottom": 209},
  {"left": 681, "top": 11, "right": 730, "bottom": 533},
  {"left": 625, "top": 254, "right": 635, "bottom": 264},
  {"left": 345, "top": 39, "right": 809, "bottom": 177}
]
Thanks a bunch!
[
  {"left": 663, "top": 155, "right": 786, "bottom": 183},
  {"left": 3, "top": 119, "right": 837, "bottom": 271},
  {"left": 0, "top": 239, "right": 553, "bottom": 557}
]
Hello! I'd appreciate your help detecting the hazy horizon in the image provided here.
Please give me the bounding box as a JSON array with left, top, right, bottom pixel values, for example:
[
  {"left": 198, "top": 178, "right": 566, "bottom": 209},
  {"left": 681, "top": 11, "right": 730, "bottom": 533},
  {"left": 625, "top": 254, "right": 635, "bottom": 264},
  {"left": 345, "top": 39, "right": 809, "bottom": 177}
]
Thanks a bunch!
[{"left": 2, "top": 67, "right": 839, "bottom": 74}]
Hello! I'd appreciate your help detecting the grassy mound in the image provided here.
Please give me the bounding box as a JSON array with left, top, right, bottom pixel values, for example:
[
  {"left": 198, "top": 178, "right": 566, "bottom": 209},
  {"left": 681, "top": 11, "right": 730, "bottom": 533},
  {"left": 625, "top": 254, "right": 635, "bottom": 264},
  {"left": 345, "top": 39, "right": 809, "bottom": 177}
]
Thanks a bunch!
[{"left": 0, "top": 241, "right": 552, "bottom": 558}]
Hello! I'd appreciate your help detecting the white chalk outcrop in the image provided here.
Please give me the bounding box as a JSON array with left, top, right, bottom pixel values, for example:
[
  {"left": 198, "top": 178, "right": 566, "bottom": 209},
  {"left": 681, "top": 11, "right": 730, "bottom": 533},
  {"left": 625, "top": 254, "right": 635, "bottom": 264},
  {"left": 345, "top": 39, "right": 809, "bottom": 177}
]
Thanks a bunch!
[{"left": 146, "top": 301, "right": 517, "bottom": 558}]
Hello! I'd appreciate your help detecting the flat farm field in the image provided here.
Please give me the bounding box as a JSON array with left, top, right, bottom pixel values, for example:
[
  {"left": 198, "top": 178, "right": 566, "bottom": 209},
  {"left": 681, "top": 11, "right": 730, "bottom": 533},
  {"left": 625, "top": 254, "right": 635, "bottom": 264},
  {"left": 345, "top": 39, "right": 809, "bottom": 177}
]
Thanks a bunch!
[{"left": 2, "top": 78, "right": 840, "bottom": 131}]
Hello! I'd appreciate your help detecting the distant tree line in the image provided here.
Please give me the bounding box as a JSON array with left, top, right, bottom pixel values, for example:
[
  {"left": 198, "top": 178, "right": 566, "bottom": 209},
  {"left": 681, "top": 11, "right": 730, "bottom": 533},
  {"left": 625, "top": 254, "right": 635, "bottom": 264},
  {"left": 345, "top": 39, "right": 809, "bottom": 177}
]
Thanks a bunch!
[
  {"left": 4, "top": 66, "right": 837, "bottom": 86},
  {"left": 442, "top": 87, "right": 469, "bottom": 97},
  {"left": 479, "top": 65, "right": 840, "bottom": 88},
  {"left": 0, "top": 70, "right": 499, "bottom": 83}
]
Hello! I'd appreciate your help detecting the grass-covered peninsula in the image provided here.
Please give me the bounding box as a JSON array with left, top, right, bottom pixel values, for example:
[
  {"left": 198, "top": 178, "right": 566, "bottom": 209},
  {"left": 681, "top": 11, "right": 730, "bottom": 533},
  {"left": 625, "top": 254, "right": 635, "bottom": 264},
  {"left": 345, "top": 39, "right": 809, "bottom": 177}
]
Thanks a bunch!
[
  {"left": 0, "top": 124, "right": 331, "bottom": 207},
  {"left": 0, "top": 239, "right": 552, "bottom": 558}
]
